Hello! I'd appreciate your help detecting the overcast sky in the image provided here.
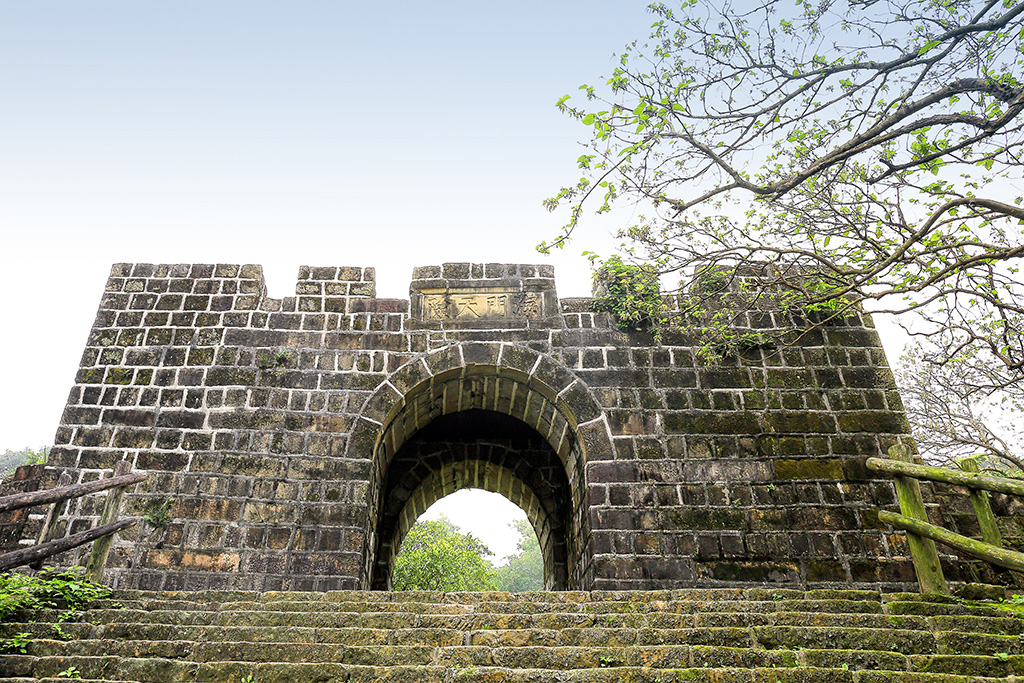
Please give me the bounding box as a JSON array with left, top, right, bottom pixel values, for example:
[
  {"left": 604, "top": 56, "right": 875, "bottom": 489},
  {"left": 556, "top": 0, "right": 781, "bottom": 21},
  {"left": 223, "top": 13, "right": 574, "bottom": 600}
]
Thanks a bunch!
[{"left": 0, "top": 1, "right": 662, "bottom": 446}]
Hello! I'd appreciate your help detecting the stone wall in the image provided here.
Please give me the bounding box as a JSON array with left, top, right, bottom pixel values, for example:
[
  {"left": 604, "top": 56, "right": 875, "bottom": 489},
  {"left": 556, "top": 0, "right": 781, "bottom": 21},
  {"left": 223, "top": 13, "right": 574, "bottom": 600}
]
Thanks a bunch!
[{"left": 19, "top": 262, "right": 927, "bottom": 591}]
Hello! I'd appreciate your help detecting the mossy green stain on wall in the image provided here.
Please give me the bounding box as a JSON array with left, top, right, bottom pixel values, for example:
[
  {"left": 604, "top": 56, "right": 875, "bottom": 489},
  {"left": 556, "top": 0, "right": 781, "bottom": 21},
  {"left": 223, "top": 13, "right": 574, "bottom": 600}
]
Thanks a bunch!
[{"left": 775, "top": 458, "right": 845, "bottom": 480}]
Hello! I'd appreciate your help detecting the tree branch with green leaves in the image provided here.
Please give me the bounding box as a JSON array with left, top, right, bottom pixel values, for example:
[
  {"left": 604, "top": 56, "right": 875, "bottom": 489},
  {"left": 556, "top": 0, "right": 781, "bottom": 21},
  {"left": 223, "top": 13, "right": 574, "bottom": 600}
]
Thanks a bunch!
[{"left": 544, "top": 0, "right": 1024, "bottom": 381}]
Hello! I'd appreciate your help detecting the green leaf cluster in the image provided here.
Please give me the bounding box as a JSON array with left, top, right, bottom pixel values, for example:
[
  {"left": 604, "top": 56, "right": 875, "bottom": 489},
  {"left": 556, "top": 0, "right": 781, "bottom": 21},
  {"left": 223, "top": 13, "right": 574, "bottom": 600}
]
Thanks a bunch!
[
  {"left": 392, "top": 517, "right": 499, "bottom": 592},
  {"left": 143, "top": 497, "right": 174, "bottom": 528},
  {"left": 0, "top": 630, "right": 31, "bottom": 654},
  {"left": 590, "top": 255, "right": 667, "bottom": 333},
  {"left": 0, "top": 566, "right": 110, "bottom": 633}
]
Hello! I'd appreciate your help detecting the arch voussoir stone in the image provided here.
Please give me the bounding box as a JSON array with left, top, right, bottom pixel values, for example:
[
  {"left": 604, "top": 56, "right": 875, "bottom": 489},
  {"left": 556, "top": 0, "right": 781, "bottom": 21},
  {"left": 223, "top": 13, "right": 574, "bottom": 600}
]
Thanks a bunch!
[
  {"left": 359, "top": 381, "right": 403, "bottom": 428},
  {"left": 462, "top": 342, "right": 502, "bottom": 367},
  {"left": 347, "top": 416, "right": 384, "bottom": 461},
  {"left": 495, "top": 343, "right": 539, "bottom": 379},
  {"left": 558, "top": 379, "right": 603, "bottom": 425},
  {"left": 577, "top": 418, "right": 615, "bottom": 463},
  {"left": 388, "top": 358, "right": 433, "bottom": 396},
  {"left": 423, "top": 344, "right": 465, "bottom": 377},
  {"left": 531, "top": 354, "right": 577, "bottom": 401}
]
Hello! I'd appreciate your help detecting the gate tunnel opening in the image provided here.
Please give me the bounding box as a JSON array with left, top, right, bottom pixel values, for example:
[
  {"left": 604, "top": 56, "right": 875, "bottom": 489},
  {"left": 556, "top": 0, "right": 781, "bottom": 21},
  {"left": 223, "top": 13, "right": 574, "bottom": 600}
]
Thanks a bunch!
[
  {"left": 392, "top": 488, "right": 543, "bottom": 591},
  {"left": 371, "top": 409, "right": 572, "bottom": 590},
  {"left": 360, "top": 359, "right": 598, "bottom": 591}
]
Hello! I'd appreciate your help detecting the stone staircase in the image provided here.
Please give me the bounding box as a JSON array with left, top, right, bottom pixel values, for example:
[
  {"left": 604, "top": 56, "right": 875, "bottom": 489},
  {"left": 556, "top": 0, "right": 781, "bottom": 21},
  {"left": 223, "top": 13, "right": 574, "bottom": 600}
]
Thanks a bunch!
[{"left": 3, "top": 588, "right": 1024, "bottom": 682}]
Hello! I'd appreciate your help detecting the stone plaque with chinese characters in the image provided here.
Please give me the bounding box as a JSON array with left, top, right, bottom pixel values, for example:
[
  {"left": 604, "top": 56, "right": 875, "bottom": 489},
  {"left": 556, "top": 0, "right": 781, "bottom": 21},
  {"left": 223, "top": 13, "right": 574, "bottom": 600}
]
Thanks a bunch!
[{"left": 420, "top": 288, "right": 544, "bottom": 321}]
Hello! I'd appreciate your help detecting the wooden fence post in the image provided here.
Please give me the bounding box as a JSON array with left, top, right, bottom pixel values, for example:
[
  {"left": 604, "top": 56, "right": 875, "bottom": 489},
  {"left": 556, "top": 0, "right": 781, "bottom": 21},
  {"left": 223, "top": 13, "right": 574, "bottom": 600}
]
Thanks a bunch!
[
  {"left": 960, "top": 459, "right": 1003, "bottom": 548},
  {"left": 30, "top": 471, "right": 74, "bottom": 570},
  {"left": 84, "top": 460, "right": 133, "bottom": 583},
  {"left": 888, "top": 445, "right": 949, "bottom": 595}
]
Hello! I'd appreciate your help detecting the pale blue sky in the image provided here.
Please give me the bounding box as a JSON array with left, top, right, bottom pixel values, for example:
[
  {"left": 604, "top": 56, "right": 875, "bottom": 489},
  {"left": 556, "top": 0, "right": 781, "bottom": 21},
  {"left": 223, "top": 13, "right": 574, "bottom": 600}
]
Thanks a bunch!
[{"left": 1, "top": 1, "right": 656, "bottom": 448}]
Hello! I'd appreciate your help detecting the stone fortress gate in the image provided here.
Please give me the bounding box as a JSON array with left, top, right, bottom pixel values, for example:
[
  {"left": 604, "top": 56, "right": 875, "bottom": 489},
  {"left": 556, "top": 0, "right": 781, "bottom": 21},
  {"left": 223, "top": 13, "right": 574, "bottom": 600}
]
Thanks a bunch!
[{"left": 33, "top": 262, "right": 922, "bottom": 592}]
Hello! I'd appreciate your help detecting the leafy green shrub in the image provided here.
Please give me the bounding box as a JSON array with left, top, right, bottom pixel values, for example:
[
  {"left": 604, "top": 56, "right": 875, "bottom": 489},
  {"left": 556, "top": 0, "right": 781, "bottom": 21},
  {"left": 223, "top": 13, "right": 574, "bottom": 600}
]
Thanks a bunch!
[
  {"left": 0, "top": 631, "right": 30, "bottom": 654},
  {"left": 0, "top": 567, "right": 111, "bottom": 623},
  {"left": 392, "top": 517, "right": 498, "bottom": 592},
  {"left": 589, "top": 255, "right": 666, "bottom": 332}
]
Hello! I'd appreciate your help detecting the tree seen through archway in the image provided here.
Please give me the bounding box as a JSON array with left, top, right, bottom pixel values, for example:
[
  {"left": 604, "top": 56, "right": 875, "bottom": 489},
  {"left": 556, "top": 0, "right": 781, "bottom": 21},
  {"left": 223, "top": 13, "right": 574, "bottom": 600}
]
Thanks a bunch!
[{"left": 392, "top": 491, "right": 544, "bottom": 592}]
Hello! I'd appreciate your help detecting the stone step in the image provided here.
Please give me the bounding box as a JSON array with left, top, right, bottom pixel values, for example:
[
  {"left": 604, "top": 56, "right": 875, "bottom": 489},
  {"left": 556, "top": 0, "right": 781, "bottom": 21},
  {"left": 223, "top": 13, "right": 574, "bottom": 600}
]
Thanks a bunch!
[
  {"left": 19, "top": 603, "right": 1019, "bottom": 635},
  {"left": 5, "top": 588, "right": 1022, "bottom": 683},
  {"left": 210, "top": 596, "right": 891, "bottom": 615},
  {"left": 109, "top": 589, "right": 254, "bottom": 602},
  {"left": 3, "top": 619, "right": 990, "bottom": 653},
  {"left": 0, "top": 677, "right": 1017, "bottom": 683},
  {"left": 884, "top": 600, "right": 1011, "bottom": 618},
  {"left": 1, "top": 656, "right": 197, "bottom": 682},
  {"left": 22, "top": 639, "right": 439, "bottom": 665},
  {"left": 31, "top": 607, "right": 217, "bottom": 626},
  {"left": 219, "top": 599, "right": 476, "bottom": 615},
  {"left": 0, "top": 621, "right": 94, "bottom": 640},
  {"left": 5, "top": 680, "right": 134, "bottom": 683},
  {"left": 205, "top": 608, "right": 930, "bottom": 631},
  {"left": 108, "top": 587, "right": 886, "bottom": 606},
  {"left": 7, "top": 623, "right": 1021, "bottom": 661},
  {"left": 6, "top": 614, "right": 1022, "bottom": 648},
  {"left": 4, "top": 657, "right": 1022, "bottom": 683},
  {"left": 450, "top": 667, "right": 1019, "bottom": 683},
  {"left": 16, "top": 605, "right": 1024, "bottom": 633},
  {"left": 89, "top": 598, "right": 222, "bottom": 612}
]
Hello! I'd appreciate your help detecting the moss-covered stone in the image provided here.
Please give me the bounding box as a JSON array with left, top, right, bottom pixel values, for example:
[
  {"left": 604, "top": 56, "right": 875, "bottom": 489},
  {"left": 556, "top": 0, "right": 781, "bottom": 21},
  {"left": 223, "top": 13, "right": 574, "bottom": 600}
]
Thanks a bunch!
[
  {"left": 909, "top": 654, "right": 1010, "bottom": 677},
  {"left": 774, "top": 458, "right": 845, "bottom": 480}
]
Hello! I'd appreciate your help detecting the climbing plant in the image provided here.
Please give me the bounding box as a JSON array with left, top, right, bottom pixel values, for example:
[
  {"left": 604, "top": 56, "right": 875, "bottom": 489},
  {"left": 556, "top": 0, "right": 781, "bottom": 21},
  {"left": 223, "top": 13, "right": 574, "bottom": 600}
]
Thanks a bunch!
[{"left": 589, "top": 254, "right": 667, "bottom": 333}]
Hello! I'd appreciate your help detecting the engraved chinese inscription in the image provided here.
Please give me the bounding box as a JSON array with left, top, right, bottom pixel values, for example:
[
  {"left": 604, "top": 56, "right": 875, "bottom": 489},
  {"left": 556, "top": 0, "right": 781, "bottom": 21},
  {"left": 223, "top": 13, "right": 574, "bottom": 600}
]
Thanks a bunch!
[{"left": 421, "top": 290, "right": 543, "bottom": 321}]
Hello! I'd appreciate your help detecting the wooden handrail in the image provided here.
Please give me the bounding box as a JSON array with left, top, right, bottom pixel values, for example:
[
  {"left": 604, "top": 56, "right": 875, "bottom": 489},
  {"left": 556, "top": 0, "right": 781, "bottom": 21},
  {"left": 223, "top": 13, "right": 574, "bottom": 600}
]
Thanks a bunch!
[
  {"left": 866, "top": 456, "right": 1024, "bottom": 497},
  {"left": 0, "top": 518, "right": 137, "bottom": 572},
  {"left": 872, "top": 444, "right": 1021, "bottom": 595},
  {"left": 0, "top": 471, "right": 147, "bottom": 514},
  {"left": 879, "top": 510, "right": 1024, "bottom": 574},
  {"left": 0, "top": 460, "right": 146, "bottom": 579}
]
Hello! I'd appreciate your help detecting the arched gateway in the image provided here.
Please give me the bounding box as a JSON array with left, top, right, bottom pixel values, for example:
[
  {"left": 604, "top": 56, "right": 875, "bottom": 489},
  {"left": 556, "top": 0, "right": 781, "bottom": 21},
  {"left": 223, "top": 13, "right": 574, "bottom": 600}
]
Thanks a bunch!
[
  {"left": 349, "top": 343, "right": 609, "bottom": 590},
  {"left": 20, "top": 261, "right": 923, "bottom": 593}
]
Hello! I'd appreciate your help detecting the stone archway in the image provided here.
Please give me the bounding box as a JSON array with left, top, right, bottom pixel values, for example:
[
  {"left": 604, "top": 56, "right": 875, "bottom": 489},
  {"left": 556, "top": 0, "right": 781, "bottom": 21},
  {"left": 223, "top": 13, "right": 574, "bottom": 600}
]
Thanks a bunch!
[
  {"left": 346, "top": 342, "right": 613, "bottom": 591},
  {"left": 377, "top": 410, "right": 571, "bottom": 589}
]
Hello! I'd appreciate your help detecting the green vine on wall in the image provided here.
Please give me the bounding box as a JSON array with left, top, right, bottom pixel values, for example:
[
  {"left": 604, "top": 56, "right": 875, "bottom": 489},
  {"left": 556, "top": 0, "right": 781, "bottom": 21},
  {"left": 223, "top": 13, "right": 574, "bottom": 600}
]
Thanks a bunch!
[
  {"left": 588, "top": 254, "right": 858, "bottom": 363},
  {"left": 144, "top": 497, "right": 174, "bottom": 528},
  {"left": 589, "top": 255, "right": 668, "bottom": 334}
]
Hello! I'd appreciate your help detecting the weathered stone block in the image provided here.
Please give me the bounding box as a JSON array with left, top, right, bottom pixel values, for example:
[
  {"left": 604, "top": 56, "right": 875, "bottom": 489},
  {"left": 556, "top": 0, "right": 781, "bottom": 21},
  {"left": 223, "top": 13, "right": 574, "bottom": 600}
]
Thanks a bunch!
[{"left": 774, "top": 458, "right": 845, "bottom": 481}]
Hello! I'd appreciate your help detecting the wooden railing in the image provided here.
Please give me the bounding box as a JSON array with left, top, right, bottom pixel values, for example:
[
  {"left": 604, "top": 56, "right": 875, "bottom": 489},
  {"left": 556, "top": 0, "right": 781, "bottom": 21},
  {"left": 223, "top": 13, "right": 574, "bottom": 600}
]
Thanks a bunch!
[
  {"left": 0, "top": 460, "right": 146, "bottom": 581},
  {"left": 867, "top": 444, "right": 1024, "bottom": 595}
]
